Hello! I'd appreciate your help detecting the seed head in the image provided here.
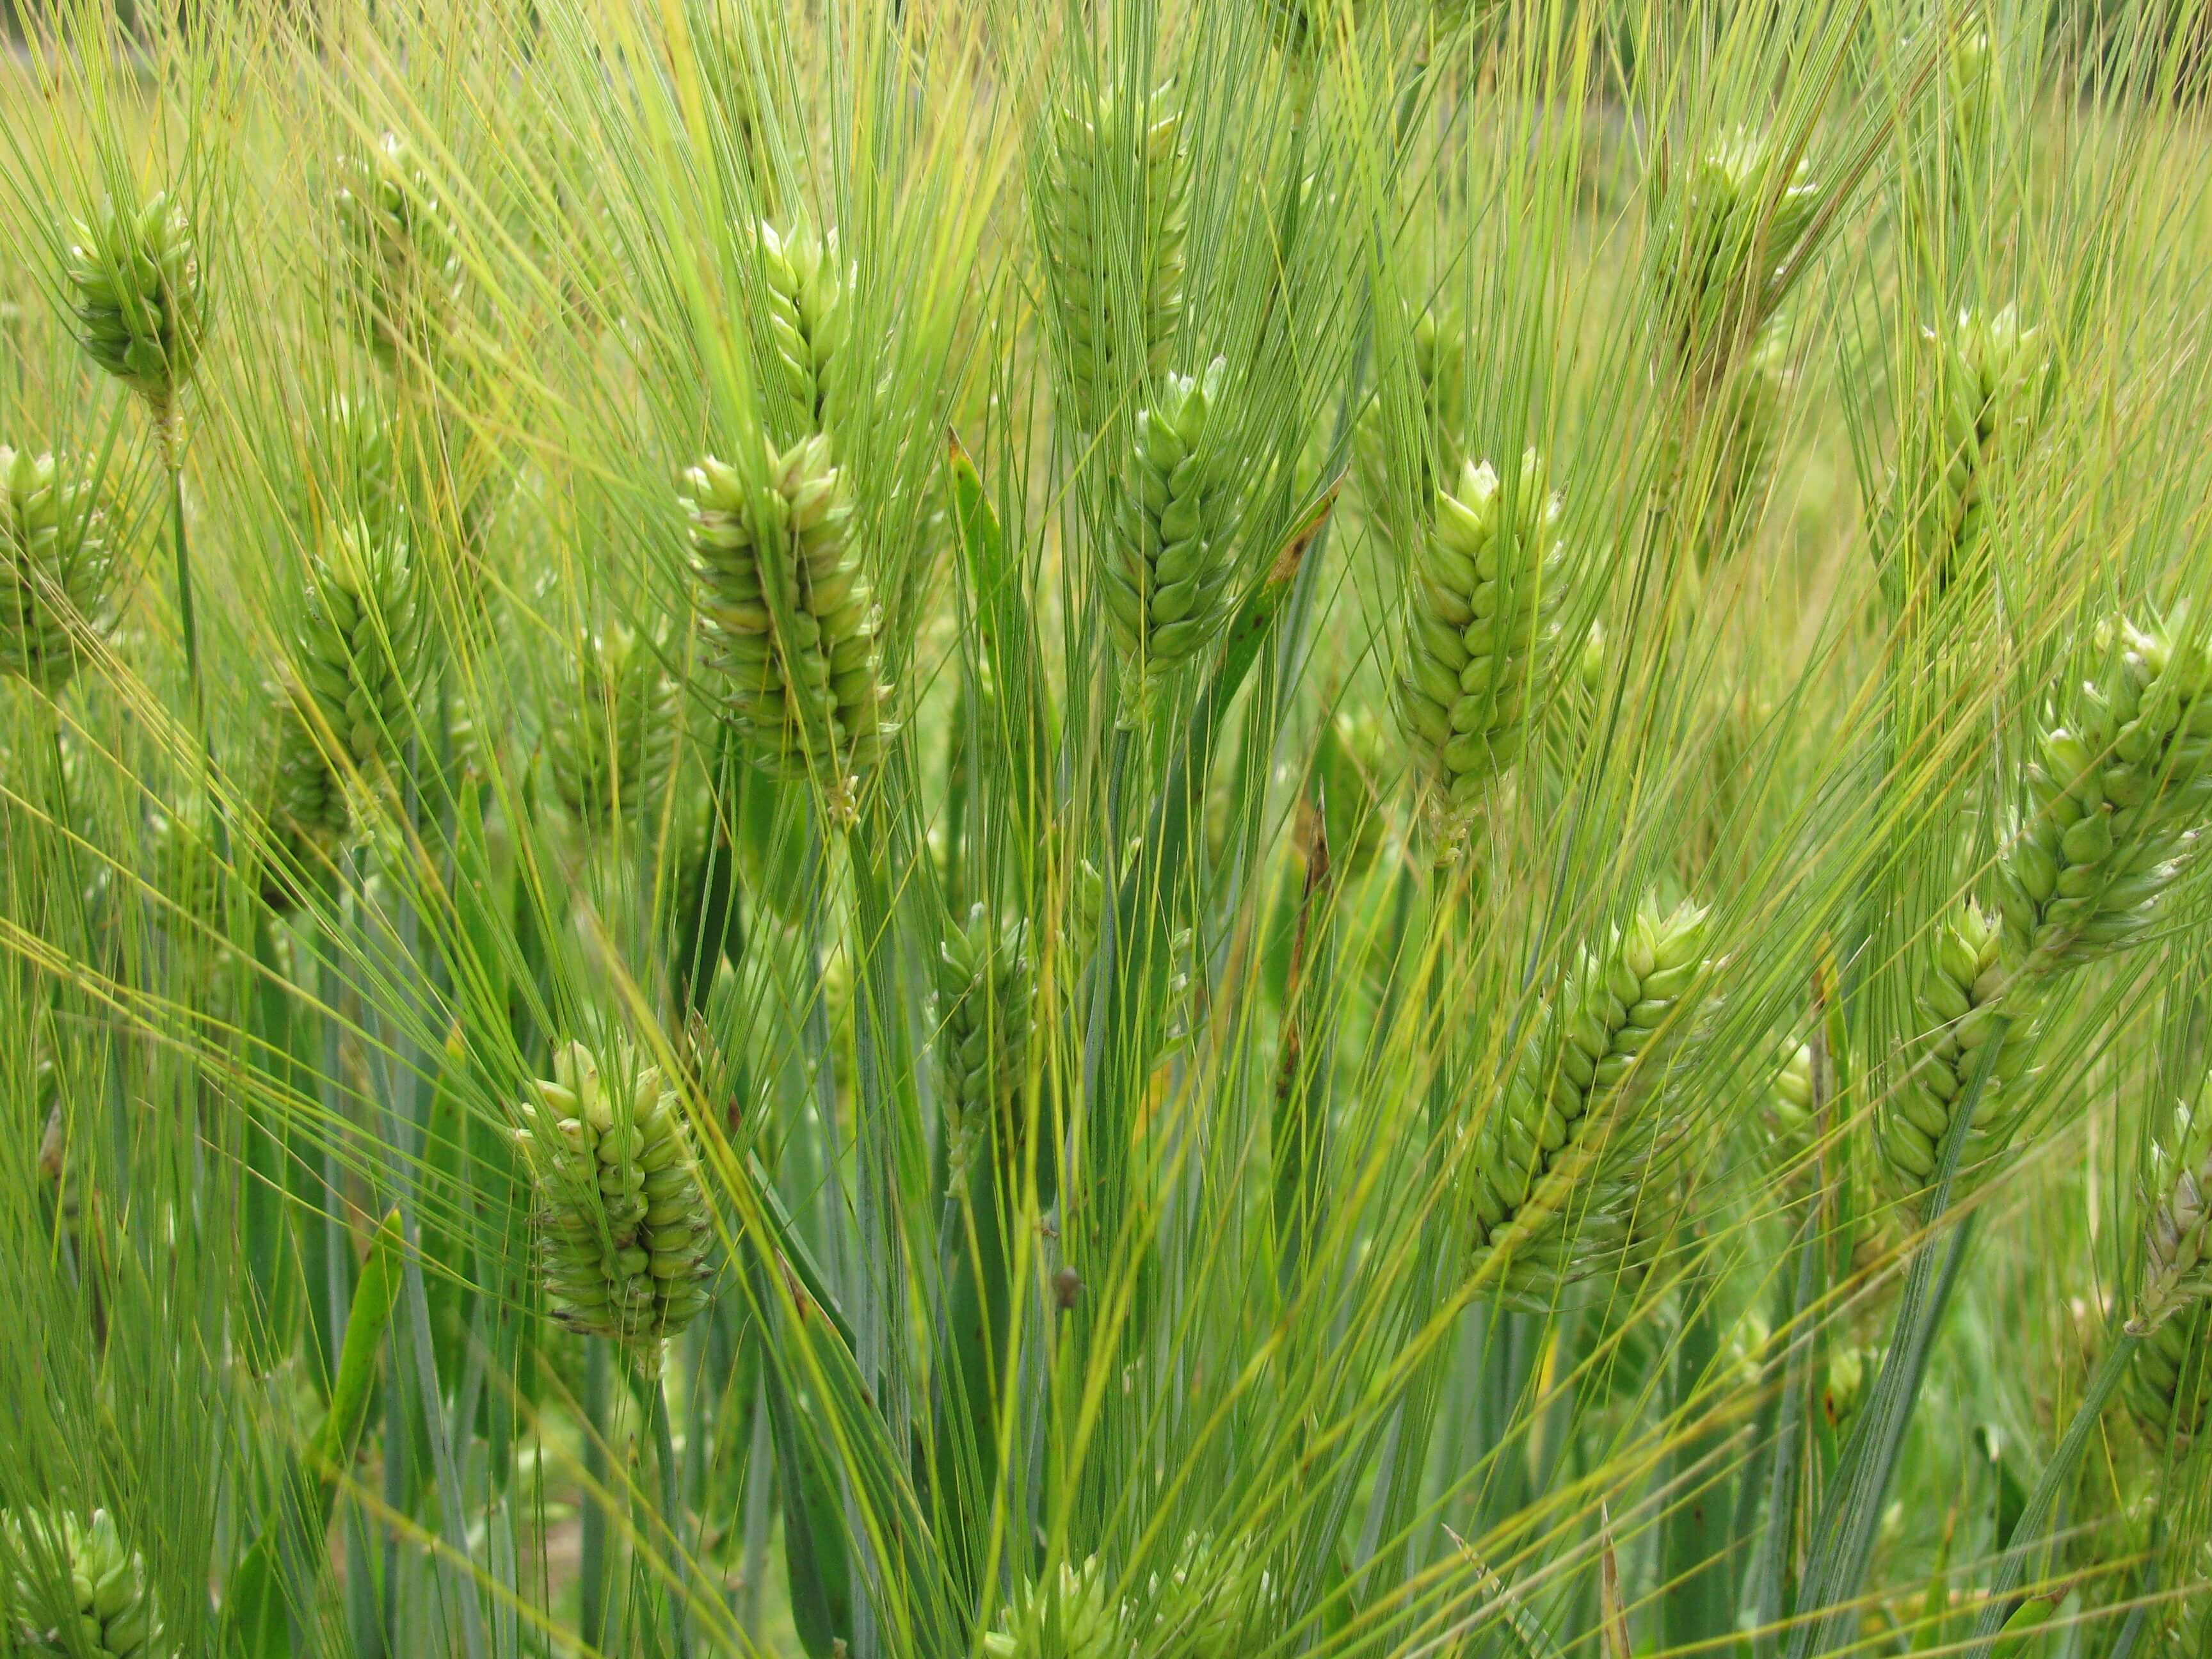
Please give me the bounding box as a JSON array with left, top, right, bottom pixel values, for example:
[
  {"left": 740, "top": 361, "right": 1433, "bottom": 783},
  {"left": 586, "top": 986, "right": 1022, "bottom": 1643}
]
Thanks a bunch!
[
  {"left": 1995, "top": 611, "right": 2212, "bottom": 978},
  {"left": 2123, "top": 1301, "right": 2208, "bottom": 1457},
  {"left": 296, "top": 518, "right": 429, "bottom": 771},
  {"left": 65, "top": 190, "right": 207, "bottom": 427},
  {"left": 1465, "top": 894, "right": 1711, "bottom": 1304},
  {"left": 2133, "top": 1098, "right": 2212, "bottom": 1334},
  {"left": 754, "top": 218, "right": 845, "bottom": 432},
  {"left": 1356, "top": 306, "right": 1470, "bottom": 552},
  {"left": 1, "top": 447, "right": 114, "bottom": 693},
  {"left": 936, "top": 904, "right": 1035, "bottom": 1173},
  {"left": 1, "top": 1507, "right": 164, "bottom": 1658},
  {"left": 1873, "top": 901, "right": 2038, "bottom": 1214},
  {"left": 1036, "top": 86, "right": 1188, "bottom": 433},
  {"left": 684, "top": 434, "right": 890, "bottom": 812},
  {"left": 982, "top": 1555, "right": 1129, "bottom": 1659},
  {"left": 334, "top": 132, "right": 463, "bottom": 370},
  {"left": 545, "top": 624, "right": 675, "bottom": 832},
  {"left": 1393, "top": 451, "right": 1567, "bottom": 840},
  {"left": 1144, "top": 1532, "right": 1272, "bottom": 1659},
  {"left": 514, "top": 1041, "right": 715, "bottom": 1349},
  {"left": 1651, "top": 128, "right": 1823, "bottom": 381},
  {"left": 1102, "top": 358, "right": 1242, "bottom": 723},
  {"left": 1692, "top": 324, "right": 1790, "bottom": 569},
  {"left": 1882, "top": 305, "right": 2054, "bottom": 602}
]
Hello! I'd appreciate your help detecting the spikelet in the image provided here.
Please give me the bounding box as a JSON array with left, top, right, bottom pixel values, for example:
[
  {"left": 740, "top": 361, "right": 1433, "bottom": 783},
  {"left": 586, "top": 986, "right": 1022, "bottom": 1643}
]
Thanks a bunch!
[
  {"left": 1393, "top": 451, "right": 1567, "bottom": 840},
  {"left": 754, "top": 218, "right": 844, "bottom": 431},
  {"left": 1, "top": 1508, "right": 164, "bottom": 1658},
  {"left": 296, "top": 518, "right": 428, "bottom": 771},
  {"left": 1036, "top": 85, "right": 1188, "bottom": 433},
  {"left": 2133, "top": 1099, "right": 2212, "bottom": 1333},
  {"left": 1693, "top": 325, "right": 1790, "bottom": 569},
  {"left": 1873, "top": 902, "right": 2037, "bottom": 1212},
  {"left": 1464, "top": 895, "right": 1711, "bottom": 1306},
  {"left": 1102, "top": 358, "right": 1240, "bottom": 722},
  {"left": 2124, "top": 1301, "right": 2208, "bottom": 1457},
  {"left": 334, "top": 132, "right": 463, "bottom": 370},
  {"left": 513, "top": 1041, "right": 714, "bottom": 1349},
  {"left": 1144, "top": 1532, "right": 1273, "bottom": 1659},
  {"left": 981, "top": 1555, "right": 1129, "bottom": 1659},
  {"left": 1356, "top": 307, "right": 1469, "bottom": 552},
  {"left": 1, "top": 447, "right": 113, "bottom": 693},
  {"left": 65, "top": 191, "right": 207, "bottom": 449},
  {"left": 1765, "top": 1036, "right": 1818, "bottom": 1200},
  {"left": 684, "top": 434, "right": 890, "bottom": 813},
  {"left": 545, "top": 624, "right": 675, "bottom": 832},
  {"left": 1882, "top": 305, "right": 2053, "bottom": 601},
  {"left": 306, "top": 392, "right": 405, "bottom": 547},
  {"left": 1995, "top": 611, "right": 2212, "bottom": 979},
  {"left": 935, "top": 904, "right": 1034, "bottom": 1170},
  {"left": 1651, "top": 128, "right": 1823, "bottom": 381}
]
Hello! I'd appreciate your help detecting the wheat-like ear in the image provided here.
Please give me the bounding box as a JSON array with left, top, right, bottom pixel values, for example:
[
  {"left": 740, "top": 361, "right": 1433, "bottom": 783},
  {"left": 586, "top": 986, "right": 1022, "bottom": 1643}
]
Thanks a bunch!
[
  {"left": 0, "top": 447, "right": 115, "bottom": 694},
  {"left": 65, "top": 190, "right": 207, "bottom": 456},
  {"left": 2135, "top": 1098, "right": 2212, "bottom": 1333},
  {"left": 981, "top": 1555, "right": 1127, "bottom": 1659},
  {"left": 296, "top": 517, "right": 430, "bottom": 773},
  {"left": 1036, "top": 83, "right": 1189, "bottom": 435},
  {"left": 1996, "top": 609, "right": 2212, "bottom": 978},
  {"left": 334, "top": 131, "right": 464, "bottom": 372},
  {"left": 1142, "top": 1530, "right": 1275, "bottom": 1656},
  {"left": 1873, "top": 901, "right": 2038, "bottom": 1213},
  {"left": 1394, "top": 450, "right": 1567, "bottom": 843},
  {"left": 2122, "top": 1301, "right": 2209, "bottom": 1456},
  {"left": 1356, "top": 305, "right": 1470, "bottom": 555},
  {"left": 0, "top": 1507, "right": 164, "bottom": 1659},
  {"left": 513, "top": 1041, "right": 714, "bottom": 1352},
  {"left": 1649, "top": 127, "right": 1824, "bottom": 386},
  {"left": 1465, "top": 895, "right": 1711, "bottom": 1304},
  {"left": 935, "top": 902, "right": 1035, "bottom": 1174},
  {"left": 1102, "top": 356, "right": 1242, "bottom": 725},
  {"left": 1877, "top": 304, "right": 2055, "bottom": 604},
  {"left": 755, "top": 217, "right": 845, "bottom": 433},
  {"left": 545, "top": 623, "right": 676, "bottom": 833},
  {"left": 684, "top": 434, "right": 890, "bottom": 813}
]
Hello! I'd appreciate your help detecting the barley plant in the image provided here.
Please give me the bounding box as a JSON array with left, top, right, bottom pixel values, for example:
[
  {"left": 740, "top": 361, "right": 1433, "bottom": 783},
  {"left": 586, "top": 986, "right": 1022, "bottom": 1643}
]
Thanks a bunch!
[{"left": 8, "top": 3, "right": 2212, "bottom": 1658}]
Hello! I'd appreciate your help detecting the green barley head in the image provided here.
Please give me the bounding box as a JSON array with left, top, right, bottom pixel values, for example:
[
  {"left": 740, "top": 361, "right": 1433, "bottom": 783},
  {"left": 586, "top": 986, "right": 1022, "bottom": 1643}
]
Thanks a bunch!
[
  {"left": 2134, "top": 1097, "right": 2212, "bottom": 1334},
  {"left": 0, "top": 447, "right": 115, "bottom": 693},
  {"left": 1651, "top": 128, "right": 1822, "bottom": 382},
  {"left": 1, "top": 1507, "right": 164, "bottom": 1659},
  {"left": 1466, "top": 894, "right": 1711, "bottom": 1305},
  {"left": 1882, "top": 304, "right": 2054, "bottom": 602},
  {"left": 1102, "top": 357, "right": 1243, "bottom": 724},
  {"left": 936, "top": 904, "right": 1035, "bottom": 1168},
  {"left": 514, "top": 1041, "right": 715, "bottom": 1350},
  {"left": 2124, "top": 1300, "right": 2208, "bottom": 1457},
  {"left": 684, "top": 433, "right": 890, "bottom": 816},
  {"left": 1873, "top": 901, "right": 2038, "bottom": 1215},
  {"left": 1036, "top": 84, "right": 1189, "bottom": 435},
  {"left": 754, "top": 216, "right": 845, "bottom": 433},
  {"left": 545, "top": 624, "right": 676, "bottom": 833},
  {"left": 1393, "top": 450, "right": 1567, "bottom": 843},
  {"left": 296, "top": 517, "right": 429, "bottom": 771},
  {"left": 981, "top": 1555, "right": 1128, "bottom": 1659},
  {"left": 65, "top": 191, "right": 207, "bottom": 454},
  {"left": 334, "top": 131, "right": 464, "bottom": 370},
  {"left": 1995, "top": 610, "right": 2212, "bottom": 979}
]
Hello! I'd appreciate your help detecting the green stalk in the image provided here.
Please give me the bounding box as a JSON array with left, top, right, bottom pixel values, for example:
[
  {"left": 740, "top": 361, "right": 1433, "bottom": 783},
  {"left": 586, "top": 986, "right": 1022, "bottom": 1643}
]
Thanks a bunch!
[
  {"left": 640, "top": 1361, "right": 693, "bottom": 1659},
  {"left": 1964, "top": 1334, "right": 2144, "bottom": 1658},
  {"left": 1664, "top": 1240, "right": 1735, "bottom": 1651},
  {"left": 580, "top": 1338, "right": 611, "bottom": 1653},
  {"left": 1788, "top": 1016, "right": 2010, "bottom": 1659}
]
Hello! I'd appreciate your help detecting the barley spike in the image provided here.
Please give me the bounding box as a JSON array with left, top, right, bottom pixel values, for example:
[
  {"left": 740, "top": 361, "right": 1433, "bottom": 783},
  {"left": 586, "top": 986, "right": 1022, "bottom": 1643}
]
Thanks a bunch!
[
  {"left": 1466, "top": 894, "right": 1711, "bottom": 1305},
  {"left": 65, "top": 191, "right": 207, "bottom": 447},
  {"left": 0, "top": 447, "right": 113, "bottom": 693},
  {"left": 514, "top": 1041, "right": 715, "bottom": 1350},
  {"left": 1, "top": 1507, "right": 164, "bottom": 1659}
]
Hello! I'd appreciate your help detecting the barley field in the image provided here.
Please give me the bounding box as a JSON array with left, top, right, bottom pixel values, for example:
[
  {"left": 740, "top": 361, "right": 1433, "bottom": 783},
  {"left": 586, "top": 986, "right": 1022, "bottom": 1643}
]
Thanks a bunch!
[{"left": 2, "top": 2, "right": 2210, "bottom": 1657}]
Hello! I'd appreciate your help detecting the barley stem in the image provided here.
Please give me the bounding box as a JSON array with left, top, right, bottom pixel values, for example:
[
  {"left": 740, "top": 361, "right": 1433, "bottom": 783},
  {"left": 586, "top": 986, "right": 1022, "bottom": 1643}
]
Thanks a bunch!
[
  {"left": 639, "top": 1361, "right": 693, "bottom": 1659},
  {"left": 579, "top": 1337, "right": 611, "bottom": 1652},
  {"left": 1964, "top": 1333, "right": 2142, "bottom": 1658}
]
